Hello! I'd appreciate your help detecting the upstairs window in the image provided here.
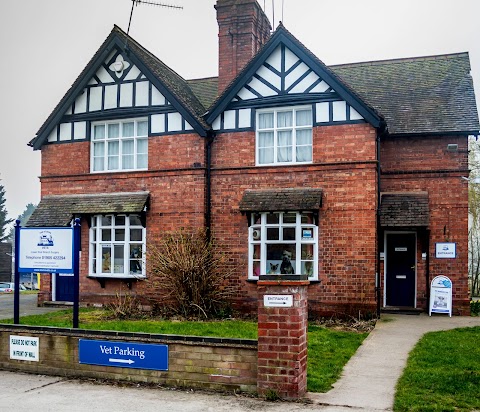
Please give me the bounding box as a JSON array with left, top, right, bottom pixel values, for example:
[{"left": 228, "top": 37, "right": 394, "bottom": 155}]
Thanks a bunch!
[
  {"left": 257, "top": 107, "right": 312, "bottom": 165},
  {"left": 248, "top": 211, "right": 318, "bottom": 280},
  {"left": 91, "top": 119, "right": 148, "bottom": 172},
  {"left": 89, "top": 214, "right": 146, "bottom": 278}
]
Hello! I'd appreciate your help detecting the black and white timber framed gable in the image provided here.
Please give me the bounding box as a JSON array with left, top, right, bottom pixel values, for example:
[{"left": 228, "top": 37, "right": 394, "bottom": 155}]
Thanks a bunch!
[
  {"left": 29, "top": 26, "right": 209, "bottom": 150},
  {"left": 206, "top": 24, "right": 383, "bottom": 132}
]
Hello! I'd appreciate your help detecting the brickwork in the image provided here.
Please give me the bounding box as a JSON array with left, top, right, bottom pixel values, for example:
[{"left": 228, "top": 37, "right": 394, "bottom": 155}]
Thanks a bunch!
[
  {"left": 380, "top": 135, "right": 470, "bottom": 314},
  {"left": 0, "top": 326, "right": 257, "bottom": 392},
  {"left": 257, "top": 280, "right": 309, "bottom": 399}
]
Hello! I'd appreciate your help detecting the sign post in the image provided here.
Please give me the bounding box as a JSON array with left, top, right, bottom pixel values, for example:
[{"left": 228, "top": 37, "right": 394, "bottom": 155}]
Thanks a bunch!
[
  {"left": 15, "top": 220, "right": 79, "bottom": 327},
  {"left": 429, "top": 275, "right": 453, "bottom": 316}
]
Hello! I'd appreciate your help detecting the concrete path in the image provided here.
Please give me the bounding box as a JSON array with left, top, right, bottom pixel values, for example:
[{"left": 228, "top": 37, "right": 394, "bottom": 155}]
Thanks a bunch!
[
  {"left": 0, "top": 293, "right": 64, "bottom": 320},
  {"left": 308, "top": 313, "right": 480, "bottom": 411}
]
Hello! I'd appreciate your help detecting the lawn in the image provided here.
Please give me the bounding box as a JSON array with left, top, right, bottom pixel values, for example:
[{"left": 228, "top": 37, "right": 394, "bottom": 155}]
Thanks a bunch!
[
  {"left": 3, "top": 309, "right": 368, "bottom": 393},
  {"left": 394, "top": 326, "right": 480, "bottom": 412}
]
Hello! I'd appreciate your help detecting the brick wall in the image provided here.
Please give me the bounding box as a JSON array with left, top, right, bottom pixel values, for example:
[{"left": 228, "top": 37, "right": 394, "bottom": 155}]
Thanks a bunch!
[{"left": 0, "top": 325, "right": 257, "bottom": 392}]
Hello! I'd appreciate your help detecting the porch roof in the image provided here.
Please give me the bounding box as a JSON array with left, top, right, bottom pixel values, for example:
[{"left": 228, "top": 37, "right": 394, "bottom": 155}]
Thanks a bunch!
[
  {"left": 380, "top": 192, "right": 429, "bottom": 227},
  {"left": 239, "top": 188, "right": 323, "bottom": 212}
]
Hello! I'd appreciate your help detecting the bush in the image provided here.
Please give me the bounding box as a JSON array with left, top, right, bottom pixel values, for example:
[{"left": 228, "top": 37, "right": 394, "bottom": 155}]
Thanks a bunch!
[
  {"left": 147, "top": 229, "right": 233, "bottom": 318},
  {"left": 471, "top": 299, "right": 480, "bottom": 316}
]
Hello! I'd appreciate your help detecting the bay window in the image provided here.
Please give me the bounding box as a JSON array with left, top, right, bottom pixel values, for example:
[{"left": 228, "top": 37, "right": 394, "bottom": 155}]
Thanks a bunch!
[
  {"left": 89, "top": 214, "right": 146, "bottom": 278},
  {"left": 92, "top": 118, "right": 148, "bottom": 172},
  {"left": 257, "top": 106, "right": 312, "bottom": 165},
  {"left": 248, "top": 211, "right": 318, "bottom": 280}
]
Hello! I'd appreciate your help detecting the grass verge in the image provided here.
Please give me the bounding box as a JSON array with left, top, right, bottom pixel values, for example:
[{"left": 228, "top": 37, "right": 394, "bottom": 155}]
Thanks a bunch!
[
  {"left": 3, "top": 308, "right": 368, "bottom": 393},
  {"left": 394, "top": 326, "right": 480, "bottom": 411}
]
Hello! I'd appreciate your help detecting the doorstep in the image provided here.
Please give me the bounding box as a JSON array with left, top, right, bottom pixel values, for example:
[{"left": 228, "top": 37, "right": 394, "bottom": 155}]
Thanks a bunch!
[
  {"left": 43, "top": 301, "right": 73, "bottom": 307},
  {"left": 381, "top": 306, "right": 423, "bottom": 315}
]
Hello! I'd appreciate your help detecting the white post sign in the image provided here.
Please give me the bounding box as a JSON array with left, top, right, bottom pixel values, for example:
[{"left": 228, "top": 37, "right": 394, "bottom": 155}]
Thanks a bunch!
[
  {"left": 264, "top": 295, "right": 293, "bottom": 307},
  {"left": 435, "top": 243, "right": 456, "bottom": 259},
  {"left": 18, "top": 227, "right": 74, "bottom": 273},
  {"left": 429, "top": 275, "right": 452, "bottom": 317},
  {"left": 10, "top": 335, "right": 39, "bottom": 362}
]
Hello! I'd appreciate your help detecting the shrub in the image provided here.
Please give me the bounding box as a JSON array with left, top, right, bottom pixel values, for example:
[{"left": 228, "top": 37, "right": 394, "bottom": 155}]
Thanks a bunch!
[
  {"left": 147, "top": 229, "right": 233, "bottom": 318},
  {"left": 471, "top": 299, "right": 480, "bottom": 316},
  {"left": 107, "top": 291, "right": 145, "bottom": 320}
]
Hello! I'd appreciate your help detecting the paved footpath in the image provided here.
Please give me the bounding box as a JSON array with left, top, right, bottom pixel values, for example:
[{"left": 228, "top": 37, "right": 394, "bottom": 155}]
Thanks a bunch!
[
  {"left": 308, "top": 313, "right": 480, "bottom": 411},
  {"left": 1, "top": 314, "right": 479, "bottom": 411}
]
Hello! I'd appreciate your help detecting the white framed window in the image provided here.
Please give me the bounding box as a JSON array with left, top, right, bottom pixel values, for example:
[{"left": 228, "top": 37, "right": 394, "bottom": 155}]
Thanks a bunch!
[
  {"left": 91, "top": 118, "right": 148, "bottom": 172},
  {"left": 256, "top": 106, "right": 312, "bottom": 165},
  {"left": 248, "top": 211, "right": 318, "bottom": 280},
  {"left": 89, "top": 214, "right": 146, "bottom": 278}
]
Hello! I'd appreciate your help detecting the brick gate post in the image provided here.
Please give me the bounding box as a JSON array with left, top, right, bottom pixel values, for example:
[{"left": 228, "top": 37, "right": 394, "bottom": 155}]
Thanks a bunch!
[{"left": 257, "top": 275, "right": 309, "bottom": 400}]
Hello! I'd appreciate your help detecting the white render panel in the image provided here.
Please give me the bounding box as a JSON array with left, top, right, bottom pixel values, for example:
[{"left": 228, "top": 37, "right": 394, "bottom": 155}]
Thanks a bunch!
[
  {"left": 135, "top": 81, "right": 149, "bottom": 106},
  {"left": 124, "top": 65, "right": 141, "bottom": 81},
  {"left": 237, "top": 87, "right": 257, "bottom": 100},
  {"left": 104, "top": 84, "right": 118, "bottom": 109},
  {"left": 167, "top": 112, "right": 182, "bottom": 131},
  {"left": 350, "top": 106, "right": 364, "bottom": 120},
  {"left": 59, "top": 123, "right": 71, "bottom": 141},
  {"left": 151, "top": 114, "right": 165, "bottom": 133},
  {"left": 333, "top": 101, "right": 347, "bottom": 121},
  {"left": 74, "top": 90, "right": 88, "bottom": 113},
  {"left": 285, "top": 62, "right": 309, "bottom": 89},
  {"left": 223, "top": 110, "right": 236, "bottom": 129},
  {"left": 310, "top": 80, "right": 330, "bottom": 93},
  {"left": 88, "top": 78, "right": 98, "bottom": 86},
  {"left": 47, "top": 128, "right": 57, "bottom": 143},
  {"left": 151, "top": 86, "right": 166, "bottom": 105},
  {"left": 284, "top": 48, "right": 300, "bottom": 71},
  {"left": 89, "top": 87, "right": 102, "bottom": 111},
  {"left": 212, "top": 116, "right": 221, "bottom": 130},
  {"left": 238, "top": 109, "right": 252, "bottom": 128},
  {"left": 73, "top": 122, "right": 87, "bottom": 140},
  {"left": 290, "top": 71, "right": 320, "bottom": 94},
  {"left": 248, "top": 77, "right": 276, "bottom": 97},
  {"left": 65, "top": 106, "right": 72, "bottom": 115},
  {"left": 105, "top": 49, "right": 117, "bottom": 64},
  {"left": 96, "top": 66, "right": 114, "bottom": 84},
  {"left": 185, "top": 122, "right": 193, "bottom": 131},
  {"left": 265, "top": 45, "right": 282, "bottom": 72},
  {"left": 316, "top": 102, "right": 330, "bottom": 123},
  {"left": 120, "top": 83, "right": 133, "bottom": 107},
  {"left": 256, "top": 65, "right": 281, "bottom": 90}
]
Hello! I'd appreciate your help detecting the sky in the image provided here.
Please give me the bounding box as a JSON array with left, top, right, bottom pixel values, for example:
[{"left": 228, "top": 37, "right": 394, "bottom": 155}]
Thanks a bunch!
[{"left": 0, "top": 0, "right": 479, "bottom": 221}]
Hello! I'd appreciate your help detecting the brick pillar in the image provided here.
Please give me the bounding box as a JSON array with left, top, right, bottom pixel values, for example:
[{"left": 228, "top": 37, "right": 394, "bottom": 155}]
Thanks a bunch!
[{"left": 257, "top": 276, "right": 309, "bottom": 400}]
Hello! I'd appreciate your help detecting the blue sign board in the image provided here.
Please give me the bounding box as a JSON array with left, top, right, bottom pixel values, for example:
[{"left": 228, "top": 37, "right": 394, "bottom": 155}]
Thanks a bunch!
[{"left": 79, "top": 339, "right": 168, "bottom": 371}]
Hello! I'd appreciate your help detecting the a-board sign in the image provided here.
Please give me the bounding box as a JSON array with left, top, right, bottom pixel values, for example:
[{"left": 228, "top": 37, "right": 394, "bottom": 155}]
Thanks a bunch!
[
  {"left": 10, "top": 335, "right": 39, "bottom": 362},
  {"left": 264, "top": 295, "right": 293, "bottom": 307},
  {"left": 435, "top": 243, "right": 456, "bottom": 259},
  {"left": 18, "top": 227, "right": 74, "bottom": 273},
  {"left": 429, "top": 275, "right": 452, "bottom": 317},
  {"left": 79, "top": 339, "right": 168, "bottom": 371}
]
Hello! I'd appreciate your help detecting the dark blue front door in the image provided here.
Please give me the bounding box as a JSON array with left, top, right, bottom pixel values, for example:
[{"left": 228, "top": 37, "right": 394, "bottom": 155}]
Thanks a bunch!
[{"left": 56, "top": 273, "right": 74, "bottom": 302}]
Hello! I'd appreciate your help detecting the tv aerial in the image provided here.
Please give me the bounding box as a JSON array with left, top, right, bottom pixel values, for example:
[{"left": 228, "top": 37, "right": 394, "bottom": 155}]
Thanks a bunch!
[{"left": 127, "top": 0, "right": 183, "bottom": 36}]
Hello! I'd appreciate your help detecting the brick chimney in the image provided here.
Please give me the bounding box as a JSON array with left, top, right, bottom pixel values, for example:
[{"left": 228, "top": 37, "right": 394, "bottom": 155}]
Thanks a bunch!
[{"left": 216, "top": 0, "right": 272, "bottom": 94}]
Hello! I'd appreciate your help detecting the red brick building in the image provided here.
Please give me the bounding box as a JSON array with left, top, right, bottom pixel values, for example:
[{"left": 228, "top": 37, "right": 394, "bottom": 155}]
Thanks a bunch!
[{"left": 28, "top": 0, "right": 479, "bottom": 316}]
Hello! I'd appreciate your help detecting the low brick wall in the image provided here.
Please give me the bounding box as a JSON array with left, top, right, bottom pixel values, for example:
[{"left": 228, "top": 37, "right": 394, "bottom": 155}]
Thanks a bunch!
[{"left": 0, "top": 325, "right": 257, "bottom": 393}]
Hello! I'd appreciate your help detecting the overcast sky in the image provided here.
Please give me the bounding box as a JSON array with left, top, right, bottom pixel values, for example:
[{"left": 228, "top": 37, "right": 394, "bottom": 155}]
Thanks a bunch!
[{"left": 0, "top": 0, "right": 479, "bottom": 221}]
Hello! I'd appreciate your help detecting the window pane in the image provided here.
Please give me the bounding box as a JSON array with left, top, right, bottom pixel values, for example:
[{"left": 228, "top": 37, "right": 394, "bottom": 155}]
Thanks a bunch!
[
  {"left": 283, "top": 227, "right": 295, "bottom": 240},
  {"left": 267, "top": 228, "right": 279, "bottom": 240},
  {"left": 101, "top": 229, "right": 111, "bottom": 241},
  {"left": 277, "top": 111, "right": 292, "bottom": 128},
  {"left": 130, "top": 245, "right": 142, "bottom": 274},
  {"left": 93, "top": 142, "right": 104, "bottom": 156},
  {"left": 296, "top": 146, "right": 312, "bottom": 162},
  {"left": 266, "top": 213, "right": 279, "bottom": 224},
  {"left": 137, "top": 153, "right": 147, "bottom": 169},
  {"left": 296, "top": 109, "right": 312, "bottom": 126},
  {"left": 130, "top": 215, "right": 142, "bottom": 226},
  {"left": 115, "top": 229, "right": 125, "bottom": 241},
  {"left": 253, "top": 244, "right": 261, "bottom": 259},
  {"left": 251, "top": 227, "right": 261, "bottom": 241},
  {"left": 108, "top": 141, "right": 119, "bottom": 155},
  {"left": 137, "top": 138, "right": 148, "bottom": 154},
  {"left": 108, "top": 156, "right": 119, "bottom": 170},
  {"left": 258, "top": 131, "right": 274, "bottom": 148},
  {"left": 252, "top": 261, "right": 261, "bottom": 277},
  {"left": 252, "top": 213, "right": 261, "bottom": 225},
  {"left": 115, "top": 216, "right": 125, "bottom": 226},
  {"left": 301, "top": 213, "right": 314, "bottom": 224},
  {"left": 130, "top": 228, "right": 143, "bottom": 241},
  {"left": 302, "top": 261, "right": 314, "bottom": 276},
  {"left": 123, "top": 154, "right": 134, "bottom": 170},
  {"left": 108, "top": 123, "right": 119, "bottom": 139},
  {"left": 101, "top": 216, "right": 112, "bottom": 226},
  {"left": 113, "top": 245, "right": 124, "bottom": 273},
  {"left": 93, "top": 157, "right": 104, "bottom": 172},
  {"left": 94, "top": 125, "right": 105, "bottom": 140},
  {"left": 258, "top": 148, "right": 273, "bottom": 164},
  {"left": 258, "top": 112, "right": 274, "bottom": 129},
  {"left": 123, "top": 122, "right": 134, "bottom": 137},
  {"left": 266, "top": 244, "right": 296, "bottom": 274},
  {"left": 102, "top": 246, "right": 111, "bottom": 273},
  {"left": 301, "top": 244, "right": 314, "bottom": 260},
  {"left": 296, "top": 129, "right": 312, "bottom": 145},
  {"left": 122, "top": 139, "right": 134, "bottom": 155},
  {"left": 137, "top": 121, "right": 148, "bottom": 136},
  {"left": 277, "top": 130, "right": 292, "bottom": 146},
  {"left": 277, "top": 145, "right": 292, "bottom": 162},
  {"left": 283, "top": 213, "right": 296, "bottom": 224}
]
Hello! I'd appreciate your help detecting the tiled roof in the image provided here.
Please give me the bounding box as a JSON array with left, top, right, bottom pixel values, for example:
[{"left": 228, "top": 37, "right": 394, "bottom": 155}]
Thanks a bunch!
[
  {"left": 380, "top": 192, "right": 429, "bottom": 227},
  {"left": 239, "top": 188, "right": 323, "bottom": 212},
  {"left": 27, "top": 192, "right": 149, "bottom": 227},
  {"left": 187, "top": 77, "right": 218, "bottom": 110},
  {"left": 332, "top": 53, "right": 479, "bottom": 135}
]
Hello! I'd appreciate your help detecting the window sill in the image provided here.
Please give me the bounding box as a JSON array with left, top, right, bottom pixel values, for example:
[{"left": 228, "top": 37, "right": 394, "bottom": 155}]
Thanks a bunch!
[
  {"left": 247, "top": 278, "right": 321, "bottom": 283},
  {"left": 87, "top": 274, "right": 146, "bottom": 280}
]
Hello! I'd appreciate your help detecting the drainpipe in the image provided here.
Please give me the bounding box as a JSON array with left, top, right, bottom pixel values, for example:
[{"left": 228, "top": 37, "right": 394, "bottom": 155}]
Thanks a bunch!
[
  {"left": 426, "top": 229, "right": 431, "bottom": 309},
  {"left": 205, "top": 130, "right": 215, "bottom": 240},
  {"left": 376, "top": 122, "right": 387, "bottom": 318}
]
